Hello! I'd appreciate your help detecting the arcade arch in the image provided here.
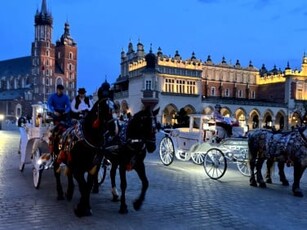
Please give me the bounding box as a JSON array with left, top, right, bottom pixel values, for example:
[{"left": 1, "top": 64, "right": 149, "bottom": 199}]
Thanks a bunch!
[
  {"left": 249, "top": 110, "right": 260, "bottom": 129},
  {"left": 162, "top": 104, "right": 178, "bottom": 126},
  {"left": 275, "top": 110, "right": 286, "bottom": 130},
  {"left": 262, "top": 109, "right": 274, "bottom": 129},
  {"left": 234, "top": 108, "right": 247, "bottom": 128},
  {"left": 290, "top": 111, "right": 301, "bottom": 128},
  {"left": 161, "top": 104, "right": 196, "bottom": 126}
]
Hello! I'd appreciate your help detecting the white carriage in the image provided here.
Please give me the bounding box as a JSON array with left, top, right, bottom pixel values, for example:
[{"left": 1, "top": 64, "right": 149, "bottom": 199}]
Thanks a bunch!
[
  {"left": 19, "top": 103, "right": 53, "bottom": 188},
  {"left": 159, "top": 114, "right": 250, "bottom": 179}
]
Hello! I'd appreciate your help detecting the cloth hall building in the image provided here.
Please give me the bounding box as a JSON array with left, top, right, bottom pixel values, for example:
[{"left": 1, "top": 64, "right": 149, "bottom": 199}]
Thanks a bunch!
[{"left": 113, "top": 41, "right": 307, "bottom": 131}]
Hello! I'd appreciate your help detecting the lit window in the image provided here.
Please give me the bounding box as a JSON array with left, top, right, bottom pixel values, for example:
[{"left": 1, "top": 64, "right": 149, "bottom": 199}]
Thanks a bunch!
[
  {"left": 176, "top": 80, "right": 185, "bottom": 93},
  {"left": 297, "top": 89, "right": 303, "bottom": 100},
  {"left": 187, "top": 81, "right": 195, "bottom": 94},
  {"left": 165, "top": 78, "right": 175, "bottom": 93}
]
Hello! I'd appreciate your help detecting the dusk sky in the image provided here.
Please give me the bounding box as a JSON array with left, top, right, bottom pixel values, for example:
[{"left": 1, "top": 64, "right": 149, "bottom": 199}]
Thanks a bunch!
[{"left": 1, "top": 0, "right": 307, "bottom": 94}]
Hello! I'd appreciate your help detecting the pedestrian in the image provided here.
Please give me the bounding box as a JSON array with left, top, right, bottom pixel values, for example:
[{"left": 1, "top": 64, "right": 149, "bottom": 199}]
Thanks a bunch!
[
  {"left": 70, "top": 87, "right": 93, "bottom": 119},
  {"left": 47, "top": 84, "right": 71, "bottom": 123}
]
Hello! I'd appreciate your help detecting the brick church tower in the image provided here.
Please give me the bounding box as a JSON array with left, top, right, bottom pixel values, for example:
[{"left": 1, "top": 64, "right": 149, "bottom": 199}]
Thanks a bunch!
[
  {"left": 0, "top": 0, "right": 77, "bottom": 118},
  {"left": 31, "top": 0, "right": 77, "bottom": 102}
]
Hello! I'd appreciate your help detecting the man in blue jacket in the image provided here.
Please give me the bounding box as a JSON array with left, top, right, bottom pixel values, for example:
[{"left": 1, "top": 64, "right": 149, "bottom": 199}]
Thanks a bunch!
[{"left": 47, "top": 84, "right": 71, "bottom": 123}]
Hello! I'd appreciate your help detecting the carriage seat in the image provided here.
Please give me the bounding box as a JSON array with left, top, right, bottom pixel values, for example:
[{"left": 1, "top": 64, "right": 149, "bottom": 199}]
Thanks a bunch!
[
  {"left": 204, "top": 125, "right": 244, "bottom": 140},
  {"left": 174, "top": 128, "right": 202, "bottom": 140}
]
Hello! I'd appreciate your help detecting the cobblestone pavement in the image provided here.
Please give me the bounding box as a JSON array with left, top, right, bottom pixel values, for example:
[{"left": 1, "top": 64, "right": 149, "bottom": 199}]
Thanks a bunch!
[{"left": 0, "top": 128, "right": 307, "bottom": 230}]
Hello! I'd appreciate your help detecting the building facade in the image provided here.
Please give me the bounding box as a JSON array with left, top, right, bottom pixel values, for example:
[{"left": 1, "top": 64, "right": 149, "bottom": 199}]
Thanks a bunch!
[
  {"left": 0, "top": 0, "right": 77, "bottom": 120},
  {"left": 114, "top": 41, "right": 307, "bottom": 131}
]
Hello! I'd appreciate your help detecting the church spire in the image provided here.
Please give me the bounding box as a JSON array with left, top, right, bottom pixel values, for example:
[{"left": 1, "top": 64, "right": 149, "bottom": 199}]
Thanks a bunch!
[
  {"left": 41, "top": 0, "right": 48, "bottom": 14},
  {"left": 35, "top": 0, "right": 53, "bottom": 26},
  {"left": 34, "top": 0, "right": 53, "bottom": 42}
]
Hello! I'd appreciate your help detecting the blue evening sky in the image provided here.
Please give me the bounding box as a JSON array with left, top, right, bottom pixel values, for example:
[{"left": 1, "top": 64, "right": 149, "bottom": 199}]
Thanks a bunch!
[{"left": 1, "top": 0, "right": 307, "bottom": 94}]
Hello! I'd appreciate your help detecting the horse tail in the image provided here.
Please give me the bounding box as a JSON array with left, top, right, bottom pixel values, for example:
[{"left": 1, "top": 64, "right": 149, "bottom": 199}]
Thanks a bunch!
[{"left": 247, "top": 130, "right": 258, "bottom": 160}]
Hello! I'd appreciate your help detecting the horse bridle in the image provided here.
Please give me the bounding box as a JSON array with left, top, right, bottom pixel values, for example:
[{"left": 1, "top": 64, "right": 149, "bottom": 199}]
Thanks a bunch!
[
  {"left": 80, "top": 98, "right": 118, "bottom": 149},
  {"left": 125, "top": 114, "right": 157, "bottom": 151}
]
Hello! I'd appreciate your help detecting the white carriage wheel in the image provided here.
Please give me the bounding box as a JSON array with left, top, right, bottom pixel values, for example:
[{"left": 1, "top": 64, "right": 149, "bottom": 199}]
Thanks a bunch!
[
  {"left": 236, "top": 149, "right": 251, "bottom": 177},
  {"left": 203, "top": 148, "right": 227, "bottom": 180},
  {"left": 159, "top": 136, "right": 175, "bottom": 166},
  {"left": 32, "top": 148, "right": 42, "bottom": 189},
  {"left": 191, "top": 152, "right": 205, "bottom": 165}
]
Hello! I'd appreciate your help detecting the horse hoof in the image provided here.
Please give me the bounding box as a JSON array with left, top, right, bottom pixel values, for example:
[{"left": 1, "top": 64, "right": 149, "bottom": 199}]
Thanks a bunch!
[
  {"left": 111, "top": 187, "right": 119, "bottom": 202},
  {"left": 293, "top": 188, "right": 304, "bottom": 197},
  {"left": 119, "top": 208, "right": 128, "bottom": 214},
  {"left": 250, "top": 181, "right": 257, "bottom": 187},
  {"left": 65, "top": 192, "right": 73, "bottom": 201},
  {"left": 119, "top": 205, "right": 128, "bottom": 214},
  {"left": 74, "top": 206, "right": 93, "bottom": 218},
  {"left": 265, "top": 178, "right": 272, "bottom": 184},
  {"left": 259, "top": 182, "right": 267, "bottom": 188},
  {"left": 112, "top": 195, "right": 119, "bottom": 202},
  {"left": 281, "top": 180, "right": 289, "bottom": 186},
  {"left": 92, "top": 186, "right": 99, "bottom": 194},
  {"left": 57, "top": 195, "right": 65, "bottom": 200},
  {"left": 133, "top": 200, "right": 142, "bottom": 211}
]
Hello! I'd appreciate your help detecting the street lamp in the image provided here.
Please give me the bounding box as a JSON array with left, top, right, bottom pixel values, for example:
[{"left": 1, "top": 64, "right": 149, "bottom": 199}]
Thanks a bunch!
[{"left": 0, "top": 114, "right": 4, "bottom": 130}]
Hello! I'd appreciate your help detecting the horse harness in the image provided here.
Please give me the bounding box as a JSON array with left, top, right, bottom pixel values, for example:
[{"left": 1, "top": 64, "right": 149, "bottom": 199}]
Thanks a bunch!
[
  {"left": 255, "top": 128, "right": 307, "bottom": 160},
  {"left": 56, "top": 98, "right": 117, "bottom": 164}
]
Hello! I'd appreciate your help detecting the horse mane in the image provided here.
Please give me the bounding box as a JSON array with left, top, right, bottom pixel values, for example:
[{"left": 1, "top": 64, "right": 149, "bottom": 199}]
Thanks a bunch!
[
  {"left": 82, "top": 99, "right": 114, "bottom": 147},
  {"left": 126, "top": 109, "right": 149, "bottom": 140}
]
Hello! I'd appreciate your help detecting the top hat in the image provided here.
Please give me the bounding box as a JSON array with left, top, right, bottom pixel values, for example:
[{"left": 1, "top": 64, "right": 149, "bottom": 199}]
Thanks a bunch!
[{"left": 78, "top": 88, "right": 86, "bottom": 94}]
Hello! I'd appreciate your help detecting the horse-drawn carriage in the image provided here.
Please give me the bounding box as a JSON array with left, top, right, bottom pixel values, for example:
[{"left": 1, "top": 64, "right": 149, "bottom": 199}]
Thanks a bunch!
[
  {"left": 19, "top": 103, "right": 53, "bottom": 188},
  {"left": 159, "top": 114, "right": 250, "bottom": 179}
]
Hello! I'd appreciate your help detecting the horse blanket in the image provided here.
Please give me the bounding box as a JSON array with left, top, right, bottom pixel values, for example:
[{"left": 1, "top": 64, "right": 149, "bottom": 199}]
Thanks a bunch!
[{"left": 248, "top": 129, "right": 307, "bottom": 165}]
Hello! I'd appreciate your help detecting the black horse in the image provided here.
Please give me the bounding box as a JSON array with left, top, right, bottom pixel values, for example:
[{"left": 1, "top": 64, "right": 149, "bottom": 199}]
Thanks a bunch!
[
  {"left": 248, "top": 127, "right": 307, "bottom": 197},
  {"left": 50, "top": 97, "right": 116, "bottom": 217},
  {"left": 94, "top": 106, "right": 159, "bottom": 214}
]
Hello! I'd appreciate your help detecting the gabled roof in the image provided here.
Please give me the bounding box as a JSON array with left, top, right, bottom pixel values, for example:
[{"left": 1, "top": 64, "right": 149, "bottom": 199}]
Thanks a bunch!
[{"left": 0, "top": 56, "right": 32, "bottom": 77}]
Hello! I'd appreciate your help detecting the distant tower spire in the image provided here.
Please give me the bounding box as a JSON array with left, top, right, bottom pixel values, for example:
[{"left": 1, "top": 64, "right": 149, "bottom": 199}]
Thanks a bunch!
[
  {"left": 41, "top": 0, "right": 48, "bottom": 14},
  {"left": 35, "top": 0, "right": 53, "bottom": 41}
]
